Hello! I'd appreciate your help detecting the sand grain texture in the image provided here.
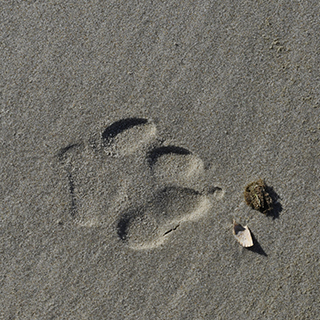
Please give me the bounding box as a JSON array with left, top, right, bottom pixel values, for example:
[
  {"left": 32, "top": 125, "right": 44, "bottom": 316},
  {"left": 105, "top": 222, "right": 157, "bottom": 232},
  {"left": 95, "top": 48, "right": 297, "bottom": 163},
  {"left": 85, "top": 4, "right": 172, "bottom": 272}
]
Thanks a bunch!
[{"left": 1, "top": 1, "right": 320, "bottom": 319}]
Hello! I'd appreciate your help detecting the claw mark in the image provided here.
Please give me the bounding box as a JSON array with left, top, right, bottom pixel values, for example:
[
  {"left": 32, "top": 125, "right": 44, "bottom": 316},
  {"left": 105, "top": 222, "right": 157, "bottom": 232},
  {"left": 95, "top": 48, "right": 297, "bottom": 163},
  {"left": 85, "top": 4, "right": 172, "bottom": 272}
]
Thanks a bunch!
[
  {"left": 57, "top": 143, "right": 82, "bottom": 161},
  {"left": 67, "top": 172, "right": 76, "bottom": 217},
  {"left": 163, "top": 224, "right": 180, "bottom": 236}
]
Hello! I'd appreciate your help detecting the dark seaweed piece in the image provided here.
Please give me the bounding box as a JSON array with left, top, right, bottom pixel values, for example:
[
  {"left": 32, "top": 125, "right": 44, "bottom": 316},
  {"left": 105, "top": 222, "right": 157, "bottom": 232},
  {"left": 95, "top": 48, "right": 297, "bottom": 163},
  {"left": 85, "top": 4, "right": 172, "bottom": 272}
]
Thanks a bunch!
[{"left": 244, "top": 179, "right": 273, "bottom": 214}]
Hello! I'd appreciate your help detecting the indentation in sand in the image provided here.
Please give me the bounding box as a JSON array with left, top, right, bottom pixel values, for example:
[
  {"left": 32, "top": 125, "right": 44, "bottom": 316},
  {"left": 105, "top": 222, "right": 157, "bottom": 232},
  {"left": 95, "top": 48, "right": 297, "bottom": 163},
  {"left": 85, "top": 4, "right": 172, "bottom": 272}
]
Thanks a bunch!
[
  {"left": 102, "top": 117, "right": 157, "bottom": 156},
  {"left": 58, "top": 117, "right": 223, "bottom": 249},
  {"left": 148, "top": 148, "right": 205, "bottom": 189},
  {"left": 117, "top": 187, "right": 213, "bottom": 250}
]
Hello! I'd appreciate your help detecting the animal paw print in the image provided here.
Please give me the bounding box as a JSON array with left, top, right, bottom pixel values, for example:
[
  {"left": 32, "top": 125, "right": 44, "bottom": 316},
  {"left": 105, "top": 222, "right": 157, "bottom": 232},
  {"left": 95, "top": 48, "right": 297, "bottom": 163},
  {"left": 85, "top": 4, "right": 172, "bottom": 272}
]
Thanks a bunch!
[{"left": 58, "top": 118, "right": 223, "bottom": 250}]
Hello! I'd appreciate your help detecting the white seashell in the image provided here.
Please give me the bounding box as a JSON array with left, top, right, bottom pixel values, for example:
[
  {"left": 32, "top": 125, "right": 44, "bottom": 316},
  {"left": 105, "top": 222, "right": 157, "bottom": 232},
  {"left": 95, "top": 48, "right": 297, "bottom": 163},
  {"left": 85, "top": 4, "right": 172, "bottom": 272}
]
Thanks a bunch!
[{"left": 233, "top": 220, "right": 254, "bottom": 247}]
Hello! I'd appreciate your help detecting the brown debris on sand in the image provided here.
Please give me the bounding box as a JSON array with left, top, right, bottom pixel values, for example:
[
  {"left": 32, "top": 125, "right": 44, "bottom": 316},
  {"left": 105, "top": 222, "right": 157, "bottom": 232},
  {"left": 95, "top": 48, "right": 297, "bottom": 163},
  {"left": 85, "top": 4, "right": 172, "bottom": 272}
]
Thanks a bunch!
[{"left": 244, "top": 178, "right": 273, "bottom": 214}]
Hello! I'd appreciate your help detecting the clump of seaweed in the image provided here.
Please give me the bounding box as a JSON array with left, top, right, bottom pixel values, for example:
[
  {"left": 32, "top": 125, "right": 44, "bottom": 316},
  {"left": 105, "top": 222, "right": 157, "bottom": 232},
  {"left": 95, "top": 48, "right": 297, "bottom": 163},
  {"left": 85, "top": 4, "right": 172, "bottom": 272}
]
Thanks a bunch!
[{"left": 244, "top": 178, "right": 273, "bottom": 214}]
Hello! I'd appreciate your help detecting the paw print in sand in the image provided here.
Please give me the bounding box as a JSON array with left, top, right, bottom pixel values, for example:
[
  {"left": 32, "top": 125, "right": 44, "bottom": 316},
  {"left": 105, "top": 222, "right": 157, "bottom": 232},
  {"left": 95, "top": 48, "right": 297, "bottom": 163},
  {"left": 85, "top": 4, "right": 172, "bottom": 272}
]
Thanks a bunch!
[{"left": 58, "top": 118, "right": 223, "bottom": 249}]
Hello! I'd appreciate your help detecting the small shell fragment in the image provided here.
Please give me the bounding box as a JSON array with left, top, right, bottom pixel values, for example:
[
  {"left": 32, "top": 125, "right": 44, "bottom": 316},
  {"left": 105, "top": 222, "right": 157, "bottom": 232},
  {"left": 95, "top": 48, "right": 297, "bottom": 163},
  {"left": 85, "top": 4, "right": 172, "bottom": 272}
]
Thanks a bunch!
[{"left": 233, "top": 220, "right": 253, "bottom": 247}]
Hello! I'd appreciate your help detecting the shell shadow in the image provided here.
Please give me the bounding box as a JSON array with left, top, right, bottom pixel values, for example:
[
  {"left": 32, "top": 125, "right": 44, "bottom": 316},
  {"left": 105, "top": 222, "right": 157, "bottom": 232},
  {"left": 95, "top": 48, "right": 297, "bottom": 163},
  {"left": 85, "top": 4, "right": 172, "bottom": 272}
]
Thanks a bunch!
[{"left": 246, "top": 231, "right": 267, "bottom": 257}]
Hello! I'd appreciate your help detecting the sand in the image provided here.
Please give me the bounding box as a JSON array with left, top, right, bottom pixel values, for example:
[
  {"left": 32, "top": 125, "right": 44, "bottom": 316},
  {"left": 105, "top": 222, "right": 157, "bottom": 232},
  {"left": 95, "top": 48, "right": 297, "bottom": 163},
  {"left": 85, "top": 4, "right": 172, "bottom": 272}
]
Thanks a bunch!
[{"left": 1, "top": 1, "right": 320, "bottom": 319}]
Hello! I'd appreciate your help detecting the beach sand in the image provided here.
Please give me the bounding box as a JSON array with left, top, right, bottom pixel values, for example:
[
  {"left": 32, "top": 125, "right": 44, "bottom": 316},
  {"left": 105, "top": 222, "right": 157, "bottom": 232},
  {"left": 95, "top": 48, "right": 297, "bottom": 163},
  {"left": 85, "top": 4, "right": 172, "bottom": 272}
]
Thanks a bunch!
[{"left": 1, "top": 1, "right": 319, "bottom": 319}]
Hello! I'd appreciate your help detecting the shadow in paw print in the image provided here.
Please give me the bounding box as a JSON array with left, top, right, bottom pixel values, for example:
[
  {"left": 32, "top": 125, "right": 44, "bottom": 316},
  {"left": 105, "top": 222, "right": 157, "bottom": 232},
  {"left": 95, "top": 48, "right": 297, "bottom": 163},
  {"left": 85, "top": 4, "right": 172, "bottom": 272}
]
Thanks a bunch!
[
  {"left": 206, "top": 186, "right": 223, "bottom": 195},
  {"left": 147, "top": 146, "right": 191, "bottom": 167},
  {"left": 117, "top": 186, "right": 211, "bottom": 249},
  {"left": 155, "top": 186, "right": 200, "bottom": 202},
  {"left": 101, "top": 117, "right": 157, "bottom": 157},
  {"left": 102, "top": 118, "right": 148, "bottom": 145},
  {"left": 117, "top": 216, "right": 130, "bottom": 241},
  {"left": 117, "top": 208, "right": 142, "bottom": 241},
  {"left": 57, "top": 143, "right": 83, "bottom": 217},
  {"left": 57, "top": 117, "right": 223, "bottom": 246},
  {"left": 67, "top": 172, "right": 77, "bottom": 217},
  {"left": 57, "top": 143, "right": 82, "bottom": 161}
]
